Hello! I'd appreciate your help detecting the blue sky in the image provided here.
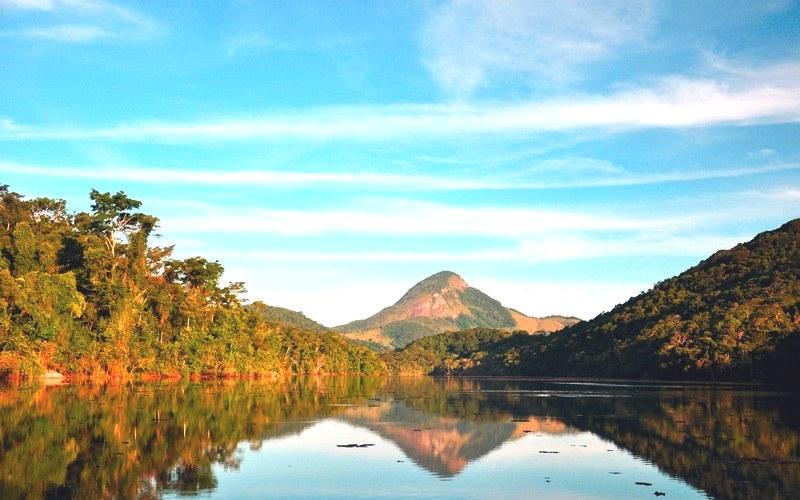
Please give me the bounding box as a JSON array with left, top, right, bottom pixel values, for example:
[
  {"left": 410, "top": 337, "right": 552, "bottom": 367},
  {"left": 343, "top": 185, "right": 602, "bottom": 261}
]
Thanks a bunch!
[{"left": 1, "top": 0, "right": 799, "bottom": 324}]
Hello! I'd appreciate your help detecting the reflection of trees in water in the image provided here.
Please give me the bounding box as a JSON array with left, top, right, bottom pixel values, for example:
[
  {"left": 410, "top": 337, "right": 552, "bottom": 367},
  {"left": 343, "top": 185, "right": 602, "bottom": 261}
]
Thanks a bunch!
[
  {"left": 416, "top": 379, "right": 800, "bottom": 500},
  {"left": 554, "top": 391, "right": 800, "bottom": 500},
  {"left": 0, "top": 378, "right": 798, "bottom": 499},
  {"left": 0, "top": 377, "right": 381, "bottom": 498}
]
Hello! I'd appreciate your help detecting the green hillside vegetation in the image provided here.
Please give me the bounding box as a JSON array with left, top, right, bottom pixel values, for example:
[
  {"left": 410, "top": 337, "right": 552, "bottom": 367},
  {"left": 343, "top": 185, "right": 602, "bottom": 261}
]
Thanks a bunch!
[
  {"left": 382, "top": 317, "right": 469, "bottom": 348},
  {"left": 248, "top": 302, "right": 329, "bottom": 334},
  {"left": 390, "top": 220, "right": 800, "bottom": 383},
  {"left": 385, "top": 328, "right": 520, "bottom": 374},
  {"left": 0, "top": 186, "right": 383, "bottom": 379},
  {"left": 458, "top": 287, "right": 515, "bottom": 327}
]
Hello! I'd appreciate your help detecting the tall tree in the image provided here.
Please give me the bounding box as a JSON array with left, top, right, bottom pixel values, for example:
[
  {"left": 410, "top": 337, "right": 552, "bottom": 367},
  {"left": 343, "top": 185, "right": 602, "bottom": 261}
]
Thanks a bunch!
[{"left": 88, "top": 190, "right": 152, "bottom": 275}]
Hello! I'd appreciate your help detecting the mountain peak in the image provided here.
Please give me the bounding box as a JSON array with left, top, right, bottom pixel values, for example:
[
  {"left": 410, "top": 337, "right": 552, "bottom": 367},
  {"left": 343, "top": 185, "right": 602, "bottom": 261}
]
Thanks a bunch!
[
  {"left": 336, "top": 271, "right": 576, "bottom": 348},
  {"left": 400, "top": 271, "right": 468, "bottom": 301}
]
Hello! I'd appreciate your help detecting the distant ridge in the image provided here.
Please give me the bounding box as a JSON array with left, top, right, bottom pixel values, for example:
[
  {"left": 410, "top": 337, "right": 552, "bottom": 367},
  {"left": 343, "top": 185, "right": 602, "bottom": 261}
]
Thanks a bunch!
[
  {"left": 335, "top": 271, "right": 578, "bottom": 348},
  {"left": 249, "top": 302, "right": 329, "bottom": 333}
]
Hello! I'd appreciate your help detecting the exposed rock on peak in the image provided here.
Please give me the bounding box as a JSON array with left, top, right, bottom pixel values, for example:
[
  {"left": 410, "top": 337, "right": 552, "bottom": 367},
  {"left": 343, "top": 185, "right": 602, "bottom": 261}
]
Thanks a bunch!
[{"left": 335, "top": 271, "right": 578, "bottom": 348}]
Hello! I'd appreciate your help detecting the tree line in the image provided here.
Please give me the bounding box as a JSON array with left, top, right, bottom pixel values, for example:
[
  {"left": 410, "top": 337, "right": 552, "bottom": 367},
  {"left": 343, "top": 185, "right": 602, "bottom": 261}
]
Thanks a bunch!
[{"left": 0, "top": 186, "right": 383, "bottom": 379}]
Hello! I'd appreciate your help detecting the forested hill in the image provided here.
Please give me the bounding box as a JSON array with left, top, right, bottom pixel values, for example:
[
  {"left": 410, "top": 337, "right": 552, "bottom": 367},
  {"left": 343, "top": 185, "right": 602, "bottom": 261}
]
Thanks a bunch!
[
  {"left": 390, "top": 220, "right": 800, "bottom": 382},
  {"left": 248, "top": 302, "right": 330, "bottom": 334},
  {"left": 0, "top": 186, "right": 383, "bottom": 379}
]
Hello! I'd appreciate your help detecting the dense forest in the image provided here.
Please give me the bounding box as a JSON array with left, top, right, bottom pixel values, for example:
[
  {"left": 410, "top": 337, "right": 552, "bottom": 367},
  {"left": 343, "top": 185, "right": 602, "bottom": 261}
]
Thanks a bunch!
[
  {"left": 0, "top": 186, "right": 383, "bottom": 379},
  {"left": 391, "top": 220, "right": 800, "bottom": 382},
  {"left": 386, "top": 328, "right": 520, "bottom": 375}
]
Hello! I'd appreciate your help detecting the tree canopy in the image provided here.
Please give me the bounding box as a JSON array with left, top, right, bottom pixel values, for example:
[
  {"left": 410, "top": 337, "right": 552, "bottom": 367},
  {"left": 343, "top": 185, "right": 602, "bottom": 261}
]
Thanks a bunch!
[{"left": 0, "top": 186, "right": 383, "bottom": 379}]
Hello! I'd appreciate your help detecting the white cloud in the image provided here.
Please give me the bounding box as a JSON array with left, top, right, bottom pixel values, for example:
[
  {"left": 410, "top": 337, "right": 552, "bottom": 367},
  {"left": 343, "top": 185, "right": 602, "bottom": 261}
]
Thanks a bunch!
[
  {"left": 421, "top": 0, "right": 655, "bottom": 95},
  {"left": 0, "top": 160, "right": 796, "bottom": 191},
  {"left": 22, "top": 23, "right": 110, "bottom": 42},
  {"left": 779, "top": 189, "right": 800, "bottom": 200},
  {"left": 472, "top": 279, "right": 654, "bottom": 320},
  {"left": 528, "top": 157, "right": 626, "bottom": 175},
  {"left": 0, "top": 0, "right": 55, "bottom": 9},
  {"left": 741, "top": 186, "right": 800, "bottom": 201},
  {"left": 153, "top": 199, "right": 761, "bottom": 261},
  {"left": 158, "top": 200, "right": 706, "bottom": 238},
  {"left": 1, "top": 0, "right": 158, "bottom": 42},
  {"left": 216, "top": 233, "right": 743, "bottom": 263},
  {"left": 0, "top": 160, "right": 492, "bottom": 190},
  {"left": 2, "top": 61, "right": 798, "bottom": 139}
]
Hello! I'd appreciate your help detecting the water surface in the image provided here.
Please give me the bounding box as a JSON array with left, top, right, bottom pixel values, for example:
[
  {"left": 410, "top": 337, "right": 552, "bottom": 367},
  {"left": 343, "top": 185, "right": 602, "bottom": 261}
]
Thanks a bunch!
[{"left": 1, "top": 377, "right": 798, "bottom": 499}]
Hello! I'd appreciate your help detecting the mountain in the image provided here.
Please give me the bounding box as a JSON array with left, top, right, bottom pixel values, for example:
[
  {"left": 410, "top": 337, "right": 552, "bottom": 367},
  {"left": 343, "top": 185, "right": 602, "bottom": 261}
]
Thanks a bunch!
[
  {"left": 390, "top": 219, "right": 800, "bottom": 382},
  {"left": 248, "top": 301, "right": 330, "bottom": 333},
  {"left": 335, "top": 271, "right": 578, "bottom": 348}
]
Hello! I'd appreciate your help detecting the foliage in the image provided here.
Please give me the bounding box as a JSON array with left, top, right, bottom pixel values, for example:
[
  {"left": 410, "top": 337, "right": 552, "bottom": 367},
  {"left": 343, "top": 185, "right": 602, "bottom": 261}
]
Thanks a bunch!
[
  {"left": 458, "top": 287, "right": 515, "bottom": 328},
  {"left": 390, "top": 220, "right": 800, "bottom": 383},
  {"left": 0, "top": 185, "right": 383, "bottom": 379},
  {"left": 381, "top": 318, "right": 456, "bottom": 347},
  {"left": 385, "top": 328, "right": 519, "bottom": 374}
]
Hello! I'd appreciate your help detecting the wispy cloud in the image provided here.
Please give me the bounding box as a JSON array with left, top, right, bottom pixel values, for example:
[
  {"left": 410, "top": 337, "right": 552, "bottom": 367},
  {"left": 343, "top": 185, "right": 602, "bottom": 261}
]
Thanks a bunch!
[
  {"left": 422, "top": 0, "right": 656, "bottom": 95},
  {"left": 222, "top": 32, "right": 361, "bottom": 56},
  {"left": 740, "top": 186, "right": 800, "bottom": 202},
  {"left": 779, "top": 189, "right": 800, "bottom": 200},
  {"left": 218, "top": 233, "right": 745, "bottom": 263},
  {"left": 1, "top": 0, "right": 159, "bottom": 42},
  {"left": 467, "top": 280, "right": 653, "bottom": 320},
  {"left": 2, "top": 61, "right": 798, "bottom": 139},
  {"left": 0, "top": 0, "right": 55, "bottom": 9},
  {"left": 1, "top": 160, "right": 796, "bottom": 191},
  {"left": 20, "top": 23, "right": 111, "bottom": 41},
  {"left": 0, "top": 161, "right": 494, "bottom": 190},
  {"left": 156, "top": 198, "right": 715, "bottom": 238}
]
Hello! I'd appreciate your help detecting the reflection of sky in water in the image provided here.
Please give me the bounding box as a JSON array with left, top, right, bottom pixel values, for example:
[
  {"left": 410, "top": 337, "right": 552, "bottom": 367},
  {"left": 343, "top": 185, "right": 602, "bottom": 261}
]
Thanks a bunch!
[
  {"left": 3, "top": 378, "right": 793, "bottom": 499},
  {"left": 199, "top": 420, "right": 706, "bottom": 499}
]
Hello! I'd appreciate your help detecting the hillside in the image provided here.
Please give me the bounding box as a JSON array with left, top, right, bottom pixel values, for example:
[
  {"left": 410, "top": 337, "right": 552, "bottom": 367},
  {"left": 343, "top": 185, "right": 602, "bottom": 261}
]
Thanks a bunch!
[
  {"left": 390, "top": 220, "right": 800, "bottom": 382},
  {"left": 248, "top": 302, "right": 329, "bottom": 334},
  {"left": 336, "top": 271, "right": 577, "bottom": 348}
]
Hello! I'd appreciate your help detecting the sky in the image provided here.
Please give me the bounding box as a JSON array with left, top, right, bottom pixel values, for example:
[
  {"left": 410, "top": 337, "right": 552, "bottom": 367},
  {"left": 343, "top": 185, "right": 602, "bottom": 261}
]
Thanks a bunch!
[{"left": 1, "top": 0, "right": 799, "bottom": 325}]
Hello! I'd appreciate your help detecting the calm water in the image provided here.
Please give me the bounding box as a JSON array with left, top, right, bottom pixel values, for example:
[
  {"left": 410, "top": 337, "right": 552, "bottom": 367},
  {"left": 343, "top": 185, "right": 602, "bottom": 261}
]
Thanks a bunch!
[{"left": 0, "top": 377, "right": 798, "bottom": 499}]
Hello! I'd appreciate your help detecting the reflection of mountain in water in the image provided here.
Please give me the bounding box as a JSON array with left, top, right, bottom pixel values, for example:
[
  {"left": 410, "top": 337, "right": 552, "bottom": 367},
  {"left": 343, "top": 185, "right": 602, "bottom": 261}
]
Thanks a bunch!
[
  {"left": 0, "top": 377, "right": 798, "bottom": 499},
  {"left": 338, "top": 400, "right": 573, "bottom": 477}
]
